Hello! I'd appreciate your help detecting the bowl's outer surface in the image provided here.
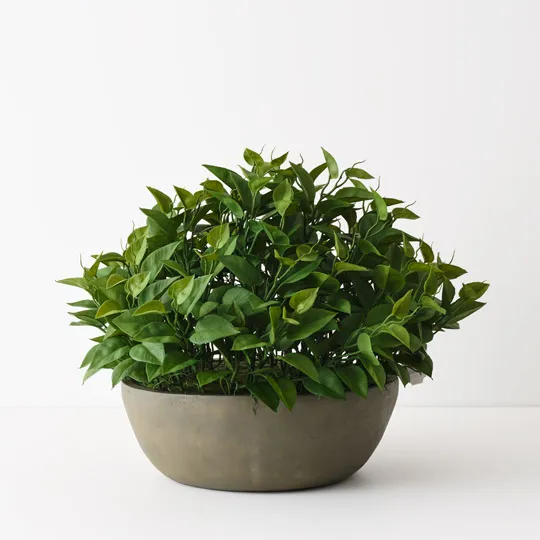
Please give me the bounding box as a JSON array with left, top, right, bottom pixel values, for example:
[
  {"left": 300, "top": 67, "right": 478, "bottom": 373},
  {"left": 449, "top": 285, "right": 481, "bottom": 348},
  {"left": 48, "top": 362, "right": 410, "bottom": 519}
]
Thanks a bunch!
[{"left": 121, "top": 380, "right": 399, "bottom": 491}]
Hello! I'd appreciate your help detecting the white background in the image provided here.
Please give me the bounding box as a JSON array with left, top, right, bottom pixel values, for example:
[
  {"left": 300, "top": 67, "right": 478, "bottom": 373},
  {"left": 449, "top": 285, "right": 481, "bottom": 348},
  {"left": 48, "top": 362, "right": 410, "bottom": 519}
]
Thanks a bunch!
[{"left": 1, "top": 0, "right": 538, "bottom": 408}]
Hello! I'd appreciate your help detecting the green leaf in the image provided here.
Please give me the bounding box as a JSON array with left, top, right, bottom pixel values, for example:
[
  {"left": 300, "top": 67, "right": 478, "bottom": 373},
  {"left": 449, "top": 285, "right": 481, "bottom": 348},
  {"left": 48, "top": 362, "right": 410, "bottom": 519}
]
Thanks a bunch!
[
  {"left": 459, "top": 282, "right": 489, "bottom": 301},
  {"left": 439, "top": 263, "right": 467, "bottom": 279},
  {"left": 206, "top": 190, "right": 244, "bottom": 219},
  {"left": 147, "top": 186, "right": 173, "bottom": 213},
  {"left": 111, "top": 358, "right": 135, "bottom": 387},
  {"left": 303, "top": 368, "right": 345, "bottom": 399},
  {"left": 175, "top": 275, "right": 212, "bottom": 316},
  {"left": 282, "top": 260, "right": 321, "bottom": 284},
  {"left": 382, "top": 324, "right": 411, "bottom": 349},
  {"left": 189, "top": 314, "right": 240, "bottom": 345},
  {"left": 96, "top": 300, "right": 124, "bottom": 318},
  {"left": 269, "top": 306, "right": 281, "bottom": 345},
  {"left": 57, "top": 277, "right": 89, "bottom": 290},
  {"left": 271, "top": 151, "right": 289, "bottom": 167},
  {"left": 273, "top": 180, "right": 294, "bottom": 216},
  {"left": 444, "top": 300, "right": 486, "bottom": 324},
  {"left": 67, "top": 299, "right": 96, "bottom": 309},
  {"left": 85, "top": 338, "right": 129, "bottom": 368},
  {"left": 310, "top": 162, "right": 327, "bottom": 180},
  {"left": 106, "top": 274, "right": 127, "bottom": 289},
  {"left": 138, "top": 277, "right": 180, "bottom": 304},
  {"left": 174, "top": 186, "right": 197, "bottom": 209},
  {"left": 392, "top": 289, "right": 413, "bottom": 318},
  {"left": 357, "top": 333, "right": 378, "bottom": 365},
  {"left": 134, "top": 322, "right": 178, "bottom": 343},
  {"left": 324, "top": 295, "right": 351, "bottom": 314},
  {"left": 220, "top": 255, "right": 263, "bottom": 286},
  {"left": 285, "top": 309, "right": 336, "bottom": 340},
  {"left": 282, "top": 306, "right": 300, "bottom": 325},
  {"left": 393, "top": 208, "right": 420, "bottom": 220},
  {"left": 140, "top": 241, "right": 181, "bottom": 281},
  {"left": 333, "top": 231, "right": 347, "bottom": 259},
  {"left": 345, "top": 168, "right": 374, "bottom": 179},
  {"left": 129, "top": 343, "right": 165, "bottom": 365},
  {"left": 125, "top": 272, "right": 151, "bottom": 298},
  {"left": 266, "top": 376, "right": 297, "bottom": 411},
  {"left": 146, "top": 363, "right": 162, "bottom": 381},
  {"left": 424, "top": 267, "right": 439, "bottom": 296},
  {"left": 203, "top": 165, "right": 253, "bottom": 210},
  {"left": 112, "top": 309, "right": 157, "bottom": 337},
  {"left": 168, "top": 276, "right": 195, "bottom": 305},
  {"left": 336, "top": 365, "right": 368, "bottom": 397},
  {"left": 373, "top": 265, "right": 405, "bottom": 293},
  {"left": 335, "top": 262, "right": 368, "bottom": 274},
  {"left": 319, "top": 367, "right": 346, "bottom": 398},
  {"left": 247, "top": 382, "right": 280, "bottom": 412},
  {"left": 140, "top": 208, "right": 175, "bottom": 236},
  {"left": 335, "top": 187, "right": 373, "bottom": 200},
  {"left": 207, "top": 223, "right": 230, "bottom": 249},
  {"left": 289, "top": 288, "right": 318, "bottom": 315},
  {"left": 321, "top": 148, "right": 338, "bottom": 179},
  {"left": 243, "top": 148, "right": 264, "bottom": 167},
  {"left": 359, "top": 357, "right": 386, "bottom": 389},
  {"left": 371, "top": 190, "right": 388, "bottom": 220},
  {"left": 281, "top": 353, "right": 319, "bottom": 381},
  {"left": 442, "top": 277, "right": 456, "bottom": 309},
  {"left": 290, "top": 163, "right": 315, "bottom": 203},
  {"left": 420, "top": 241, "right": 434, "bottom": 262},
  {"left": 197, "top": 301, "right": 219, "bottom": 318},
  {"left": 162, "top": 352, "right": 198, "bottom": 375},
  {"left": 421, "top": 295, "right": 446, "bottom": 314},
  {"left": 402, "top": 232, "right": 415, "bottom": 257},
  {"left": 197, "top": 370, "right": 228, "bottom": 387},
  {"left": 133, "top": 300, "right": 166, "bottom": 316},
  {"left": 231, "top": 334, "right": 267, "bottom": 350}
]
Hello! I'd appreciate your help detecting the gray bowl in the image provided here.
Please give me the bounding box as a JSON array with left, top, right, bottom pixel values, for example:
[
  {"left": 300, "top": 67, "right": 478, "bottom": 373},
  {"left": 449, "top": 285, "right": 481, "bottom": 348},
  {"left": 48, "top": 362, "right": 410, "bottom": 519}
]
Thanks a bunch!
[{"left": 122, "top": 379, "right": 399, "bottom": 491}]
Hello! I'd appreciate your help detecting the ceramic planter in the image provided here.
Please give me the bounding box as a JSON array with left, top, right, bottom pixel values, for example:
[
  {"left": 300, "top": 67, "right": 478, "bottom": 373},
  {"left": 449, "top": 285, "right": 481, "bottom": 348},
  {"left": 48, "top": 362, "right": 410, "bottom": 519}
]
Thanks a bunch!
[{"left": 122, "top": 379, "right": 399, "bottom": 492}]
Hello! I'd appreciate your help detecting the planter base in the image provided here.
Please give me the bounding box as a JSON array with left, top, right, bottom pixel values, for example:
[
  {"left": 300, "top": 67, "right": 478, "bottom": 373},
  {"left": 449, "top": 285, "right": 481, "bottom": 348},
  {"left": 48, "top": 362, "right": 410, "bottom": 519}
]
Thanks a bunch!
[{"left": 122, "top": 380, "right": 399, "bottom": 492}]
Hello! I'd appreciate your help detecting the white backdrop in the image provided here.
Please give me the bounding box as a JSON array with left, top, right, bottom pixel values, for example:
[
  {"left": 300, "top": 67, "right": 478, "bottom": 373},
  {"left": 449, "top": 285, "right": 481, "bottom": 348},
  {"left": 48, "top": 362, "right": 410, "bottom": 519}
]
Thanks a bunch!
[{"left": 1, "top": 0, "right": 538, "bottom": 407}]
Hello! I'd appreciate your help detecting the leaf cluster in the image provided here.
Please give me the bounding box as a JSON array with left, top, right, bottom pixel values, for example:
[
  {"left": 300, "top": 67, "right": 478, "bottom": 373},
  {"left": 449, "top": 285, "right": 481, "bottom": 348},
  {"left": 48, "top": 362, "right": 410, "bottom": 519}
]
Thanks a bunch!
[{"left": 59, "top": 148, "right": 488, "bottom": 411}]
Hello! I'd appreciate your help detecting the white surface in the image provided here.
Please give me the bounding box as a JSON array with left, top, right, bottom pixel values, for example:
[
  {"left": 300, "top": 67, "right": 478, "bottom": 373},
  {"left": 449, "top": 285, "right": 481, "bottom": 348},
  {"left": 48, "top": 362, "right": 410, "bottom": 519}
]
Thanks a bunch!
[
  {"left": 1, "top": 0, "right": 539, "bottom": 406},
  {"left": 1, "top": 406, "right": 539, "bottom": 539}
]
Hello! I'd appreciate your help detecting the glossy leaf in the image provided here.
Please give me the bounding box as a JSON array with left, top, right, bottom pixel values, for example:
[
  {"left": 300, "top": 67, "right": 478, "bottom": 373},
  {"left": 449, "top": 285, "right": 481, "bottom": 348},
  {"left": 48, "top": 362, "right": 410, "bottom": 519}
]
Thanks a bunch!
[
  {"left": 125, "top": 272, "right": 151, "bottom": 298},
  {"left": 289, "top": 288, "right": 318, "bottom": 315},
  {"left": 273, "top": 180, "right": 294, "bottom": 216},
  {"left": 189, "top": 314, "right": 239, "bottom": 345},
  {"left": 247, "top": 382, "right": 280, "bottom": 412},
  {"left": 133, "top": 300, "right": 167, "bottom": 316},
  {"left": 231, "top": 334, "right": 267, "bottom": 350},
  {"left": 357, "top": 333, "right": 378, "bottom": 365},
  {"left": 321, "top": 147, "right": 338, "bottom": 179},
  {"left": 266, "top": 376, "right": 297, "bottom": 411},
  {"left": 285, "top": 309, "right": 336, "bottom": 340},
  {"left": 96, "top": 300, "right": 124, "bottom": 318},
  {"left": 220, "top": 255, "right": 263, "bottom": 286},
  {"left": 336, "top": 365, "right": 368, "bottom": 397},
  {"left": 129, "top": 343, "right": 165, "bottom": 365},
  {"left": 281, "top": 353, "right": 319, "bottom": 381},
  {"left": 147, "top": 186, "right": 173, "bottom": 213}
]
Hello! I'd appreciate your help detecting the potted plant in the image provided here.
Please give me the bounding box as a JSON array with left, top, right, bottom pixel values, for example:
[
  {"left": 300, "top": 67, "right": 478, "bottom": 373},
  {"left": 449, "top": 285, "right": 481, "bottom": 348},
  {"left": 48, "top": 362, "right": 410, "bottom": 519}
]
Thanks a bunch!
[{"left": 59, "top": 148, "right": 488, "bottom": 491}]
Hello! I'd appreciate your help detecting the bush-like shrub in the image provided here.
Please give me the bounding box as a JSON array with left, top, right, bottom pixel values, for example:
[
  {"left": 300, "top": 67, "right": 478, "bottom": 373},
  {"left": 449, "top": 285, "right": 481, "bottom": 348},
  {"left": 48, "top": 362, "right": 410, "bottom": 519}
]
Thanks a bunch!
[{"left": 59, "top": 148, "right": 488, "bottom": 411}]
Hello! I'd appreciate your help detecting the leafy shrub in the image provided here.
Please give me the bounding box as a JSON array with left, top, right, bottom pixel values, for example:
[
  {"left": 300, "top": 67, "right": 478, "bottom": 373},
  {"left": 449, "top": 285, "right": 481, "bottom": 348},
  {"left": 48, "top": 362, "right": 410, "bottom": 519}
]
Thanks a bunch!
[{"left": 59, "top": 148, "right": 488, "bottom": 411}]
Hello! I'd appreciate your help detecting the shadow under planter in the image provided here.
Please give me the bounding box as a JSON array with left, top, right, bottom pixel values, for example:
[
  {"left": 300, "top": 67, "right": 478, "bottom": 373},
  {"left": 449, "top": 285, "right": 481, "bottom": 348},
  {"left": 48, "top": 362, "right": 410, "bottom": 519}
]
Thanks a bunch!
[{"left": 122, "top": 379, "right": 399, "bottom": 492}]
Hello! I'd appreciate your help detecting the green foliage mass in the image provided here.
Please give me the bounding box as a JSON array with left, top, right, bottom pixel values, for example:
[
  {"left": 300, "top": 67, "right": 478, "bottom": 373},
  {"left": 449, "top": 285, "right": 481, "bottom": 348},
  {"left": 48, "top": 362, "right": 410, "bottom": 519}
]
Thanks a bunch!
[{"left": 59, "top": 148, "right": 488, "bottom": 411}]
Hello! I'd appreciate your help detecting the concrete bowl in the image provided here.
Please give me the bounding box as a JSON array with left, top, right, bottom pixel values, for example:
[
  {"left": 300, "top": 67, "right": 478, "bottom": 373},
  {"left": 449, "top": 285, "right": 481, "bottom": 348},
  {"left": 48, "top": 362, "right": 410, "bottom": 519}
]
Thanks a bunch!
[{"left": 122, "top": 379, "right": 399, "bottom": 491}]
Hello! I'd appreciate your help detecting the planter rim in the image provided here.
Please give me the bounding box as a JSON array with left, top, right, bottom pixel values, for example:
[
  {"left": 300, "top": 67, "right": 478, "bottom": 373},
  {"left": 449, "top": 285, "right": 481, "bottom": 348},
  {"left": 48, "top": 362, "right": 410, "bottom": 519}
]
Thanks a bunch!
[{"left": 121, "top": 377, "right": 398, "bottom": 398}]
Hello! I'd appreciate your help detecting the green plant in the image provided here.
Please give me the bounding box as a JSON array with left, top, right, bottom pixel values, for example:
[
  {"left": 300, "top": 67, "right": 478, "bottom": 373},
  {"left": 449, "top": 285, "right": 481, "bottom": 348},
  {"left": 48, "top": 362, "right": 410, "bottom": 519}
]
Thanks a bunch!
[{"left": 59, "top": 148, "right": 488, "bottom": 411}]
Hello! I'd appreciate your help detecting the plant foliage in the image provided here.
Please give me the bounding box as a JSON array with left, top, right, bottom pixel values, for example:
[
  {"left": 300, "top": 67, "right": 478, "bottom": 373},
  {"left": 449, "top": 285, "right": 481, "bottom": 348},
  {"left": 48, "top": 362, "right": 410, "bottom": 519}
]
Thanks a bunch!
[{"left": 59, "top": 148, "right": 488, "bottom": 411}]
